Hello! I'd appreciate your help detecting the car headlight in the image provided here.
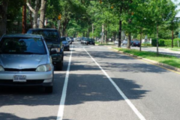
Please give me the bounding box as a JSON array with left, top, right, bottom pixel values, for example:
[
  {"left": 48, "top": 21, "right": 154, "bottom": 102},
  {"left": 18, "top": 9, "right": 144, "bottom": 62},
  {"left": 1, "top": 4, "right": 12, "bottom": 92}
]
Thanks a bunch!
[
  {"left": 51, "top": 48, "right": 60, "bottom": 52},
  {"left": 36, "top": 64, "right": 52, "bottom": 72},
  {"left": 0, "top": 66, "right": 4, "bottom": 71}
]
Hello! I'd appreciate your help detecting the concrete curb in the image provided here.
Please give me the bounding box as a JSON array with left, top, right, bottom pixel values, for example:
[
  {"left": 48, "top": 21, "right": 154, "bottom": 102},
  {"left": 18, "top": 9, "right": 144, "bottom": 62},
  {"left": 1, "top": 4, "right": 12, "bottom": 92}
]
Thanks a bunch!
[{"left": 110, "top": 47, "right": 180, "bottom": 73}]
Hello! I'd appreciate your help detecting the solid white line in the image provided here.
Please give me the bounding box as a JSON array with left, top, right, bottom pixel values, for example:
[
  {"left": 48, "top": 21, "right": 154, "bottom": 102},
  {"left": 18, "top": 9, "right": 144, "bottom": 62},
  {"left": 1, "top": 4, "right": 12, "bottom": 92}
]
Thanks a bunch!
[
  {"left": 83, "top": 48, "right": 146, "bottom": 120},
  {"left": 57, "top": 47, "right": 73, "bottom": 120}
]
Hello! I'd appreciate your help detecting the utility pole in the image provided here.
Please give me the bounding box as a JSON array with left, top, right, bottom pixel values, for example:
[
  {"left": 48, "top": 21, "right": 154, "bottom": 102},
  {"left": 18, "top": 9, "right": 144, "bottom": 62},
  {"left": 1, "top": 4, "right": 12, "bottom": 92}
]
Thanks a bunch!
[{"left": 22, "top": 0, "right": 27, "bottom": 33}]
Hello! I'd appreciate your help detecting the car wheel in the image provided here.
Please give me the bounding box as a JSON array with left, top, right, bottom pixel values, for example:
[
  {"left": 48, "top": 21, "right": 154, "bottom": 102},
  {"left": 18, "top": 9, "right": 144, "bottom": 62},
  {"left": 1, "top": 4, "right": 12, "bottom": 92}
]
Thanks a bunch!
[
  {"left": 56, "top": 60, "right": 63, "bottom": 70},
  {"left": 45, "top": 86, "right": 53, "bottom": 93}
]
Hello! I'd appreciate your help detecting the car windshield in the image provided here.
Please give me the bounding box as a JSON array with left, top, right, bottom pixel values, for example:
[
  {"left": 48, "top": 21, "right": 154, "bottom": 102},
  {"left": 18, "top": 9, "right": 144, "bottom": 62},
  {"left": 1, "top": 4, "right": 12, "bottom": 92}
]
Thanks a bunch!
[
  {"left": 0, "top": 37, "right": 46, "bottom": 54},
  {"left": 29, "top": 30, "right": 58, "bottom": 41}
]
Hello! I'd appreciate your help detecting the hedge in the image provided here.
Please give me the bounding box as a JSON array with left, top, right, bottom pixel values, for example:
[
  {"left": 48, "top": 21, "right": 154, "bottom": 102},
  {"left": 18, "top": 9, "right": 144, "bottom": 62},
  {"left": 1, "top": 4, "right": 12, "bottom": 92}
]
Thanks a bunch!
[{"left": 152, "top": 38, "right": 180, "bottom": 47}]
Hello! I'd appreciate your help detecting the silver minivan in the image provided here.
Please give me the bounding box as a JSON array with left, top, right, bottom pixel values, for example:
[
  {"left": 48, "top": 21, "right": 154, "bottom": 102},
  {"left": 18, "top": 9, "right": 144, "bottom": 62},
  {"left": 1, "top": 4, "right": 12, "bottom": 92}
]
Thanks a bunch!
[{"left": 0, "top": 34, "right": 54, "bottom": 93}]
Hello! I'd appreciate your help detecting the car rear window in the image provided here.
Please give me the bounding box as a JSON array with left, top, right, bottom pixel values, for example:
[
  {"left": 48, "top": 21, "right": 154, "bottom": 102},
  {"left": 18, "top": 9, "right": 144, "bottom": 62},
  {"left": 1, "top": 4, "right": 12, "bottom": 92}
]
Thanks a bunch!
[
  {"left": 0, "top": 37, "right": 47, "bottom": 54},
  {"left": 28, "top": 30, "right": 59, "bottom": 42}
]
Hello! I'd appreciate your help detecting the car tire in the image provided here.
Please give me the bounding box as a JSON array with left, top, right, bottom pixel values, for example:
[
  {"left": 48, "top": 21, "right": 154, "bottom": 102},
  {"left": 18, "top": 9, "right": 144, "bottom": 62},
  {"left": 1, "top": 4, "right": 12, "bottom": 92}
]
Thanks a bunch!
[
  {"left": 45, "top": 86, "right": 53, "bottom": 93},
  {"left": 56, "top": 60, "right": 63, "bottom": 70}
]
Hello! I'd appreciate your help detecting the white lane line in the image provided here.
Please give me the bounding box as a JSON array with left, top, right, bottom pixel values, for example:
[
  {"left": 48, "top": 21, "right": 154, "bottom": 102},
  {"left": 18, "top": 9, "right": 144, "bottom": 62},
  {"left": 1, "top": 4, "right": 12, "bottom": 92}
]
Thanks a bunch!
[
  {"left": 83, "top": 48, "right": 146, "bottom": 120},
  {"left": 57, "top": 47, "right": 73, "bottom": 120}
]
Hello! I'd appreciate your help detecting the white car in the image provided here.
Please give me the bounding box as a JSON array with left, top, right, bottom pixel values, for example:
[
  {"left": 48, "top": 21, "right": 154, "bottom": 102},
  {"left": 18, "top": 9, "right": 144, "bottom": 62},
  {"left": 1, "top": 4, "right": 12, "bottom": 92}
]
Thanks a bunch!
[{"left": 121, "top": 40, "right": 128, "bottom": 46}]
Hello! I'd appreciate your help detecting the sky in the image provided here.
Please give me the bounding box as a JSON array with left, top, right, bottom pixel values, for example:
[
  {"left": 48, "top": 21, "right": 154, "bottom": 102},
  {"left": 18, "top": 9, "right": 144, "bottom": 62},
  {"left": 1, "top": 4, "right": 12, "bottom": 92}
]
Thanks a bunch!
[{"left": 172, "top": 0, "right": 180, "bottom": 17}]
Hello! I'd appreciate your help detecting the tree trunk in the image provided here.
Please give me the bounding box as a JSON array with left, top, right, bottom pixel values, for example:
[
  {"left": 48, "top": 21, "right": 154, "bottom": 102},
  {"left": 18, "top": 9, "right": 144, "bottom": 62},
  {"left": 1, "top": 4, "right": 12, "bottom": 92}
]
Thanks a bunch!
[
  {"left": 105, "top": 31, "right": 107, "bottom": 43},
  {"left": 140, "top": 28, "right": 142, "bottom": 51},
  {"left": 127, "top": 33, "right": 131, "bottom": 49},
  {"left": 118, "top": 6, "right": 122, "bottom": 47},
  {"left": 62, "top": 18, "right": 69, "bottom": 36},
  {"left": 39, "top": 0, "right": 46, "bottom": 28},
  {"left": 27, "top": 0, "right": 40, "bottom": 28},
  {"left": 33, "top": 0, "right": 39, "bottom": 28},
  {"left": 92, "top": 24, "right": 94, "bottom": 38},
  {"left": 0, "top": 0, "right": 8, "bottom": 36},
  {"left": 118, "top": 20, "right": 122, "bottom": 47},
  {"left": 156, "top": 24, "right": 159, "bottom": 55},
  {"left": 22, "top": 0, "right": 27, "bottom": 33},
  {"left": 114, "top": 33, "right": 116, "bottom": 42},
  {"left": 101, "top": 24, "right": 104, "bottom": 43},
  {"left": 29, "top": 0, "right": 33, "bottom": 28},
  {"left": 172, "top": 30, "right": 174, "bottom": 48}
]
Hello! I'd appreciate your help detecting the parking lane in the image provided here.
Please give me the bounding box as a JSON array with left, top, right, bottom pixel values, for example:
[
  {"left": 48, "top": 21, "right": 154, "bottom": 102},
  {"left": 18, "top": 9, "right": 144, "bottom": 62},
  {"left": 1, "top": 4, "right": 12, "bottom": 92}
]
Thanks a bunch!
[{"left": 0, "top": 51, "right": 71, "bottom": 120}]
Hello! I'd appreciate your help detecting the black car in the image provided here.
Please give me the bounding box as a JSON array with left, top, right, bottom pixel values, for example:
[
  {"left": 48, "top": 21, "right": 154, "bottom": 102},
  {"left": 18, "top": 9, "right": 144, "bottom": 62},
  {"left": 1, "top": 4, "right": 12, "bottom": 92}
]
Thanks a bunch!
[
  {"left": 61, "top": 37, "right": 70, "bottom": 51},
  {"left": 81, "top": 38, "right": 95, "bottom": 45},
  {"left": 131, "top": 40, "right": 141, "bottom": 47},
  {"left": 27, "top": 28, "right": 64, "bottom": 70},
  {"left": 88, "top": 38, "right": 95, "bottom": 45}
]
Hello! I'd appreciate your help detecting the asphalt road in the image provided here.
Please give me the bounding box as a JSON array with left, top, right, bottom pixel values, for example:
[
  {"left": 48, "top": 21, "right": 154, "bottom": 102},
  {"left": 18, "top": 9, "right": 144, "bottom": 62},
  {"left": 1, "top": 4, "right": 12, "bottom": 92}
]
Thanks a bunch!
[{"left": 0, "top": 41, "right": 180, "bottom": 120}]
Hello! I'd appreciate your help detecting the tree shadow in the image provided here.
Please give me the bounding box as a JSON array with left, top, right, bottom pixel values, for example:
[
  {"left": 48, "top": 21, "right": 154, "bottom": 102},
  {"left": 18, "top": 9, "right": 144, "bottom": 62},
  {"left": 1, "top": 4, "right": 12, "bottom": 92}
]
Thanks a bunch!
[
  {"left": 64, "top": 73, "right": 149, "bottom": 105},
  {"left": 0, "top": 113, "right": 57, "bottom": 120}
]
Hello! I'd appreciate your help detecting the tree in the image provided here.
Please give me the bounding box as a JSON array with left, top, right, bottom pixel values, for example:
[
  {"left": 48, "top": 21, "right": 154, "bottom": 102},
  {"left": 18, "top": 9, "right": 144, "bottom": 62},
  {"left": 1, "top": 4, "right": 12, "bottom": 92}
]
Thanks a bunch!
[
  {"left": 39, "top": 0, "right": 47, "bottom": 28},
  {"left": 148, "top": 0, "right": 178, "bottom": 55},
  {"left": 165, "top": 3, "right": 179, "bottom": 48},
  {"left": 0, "top": 0, "right": 24, "bottom": 36},
  {"left": 0, "top": 0, "right": 9, "bottom": 36},
  {"left": 26, "top": 0, "right": 40, "bottom": 28}
]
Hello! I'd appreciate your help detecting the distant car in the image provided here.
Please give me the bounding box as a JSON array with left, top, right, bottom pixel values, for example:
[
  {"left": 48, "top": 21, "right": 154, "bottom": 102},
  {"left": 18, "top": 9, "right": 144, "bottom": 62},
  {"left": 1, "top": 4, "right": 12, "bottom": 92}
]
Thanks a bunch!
[
  {"left": 27, "top": 28, "right": 64, "bottom": 70},
  {"left": 66, "top": 37, "right": 72, "bottom": 44},
  {"left": 61, "top": 37, "right": 70, "bottom": 51},
  {"left": 0, "top": 34, "right": 54, "bottom": 93},
  {"left": 121, "top": 40, "right": 128, "bottom": 46},
  {"left": 87, "top": 38, "right": 95, "bottom": 45},
  {"left": 114, "top": 41, "right": 118, "bottom": 45},
  {"left": 81, "top": 37, "right": 88, "bottom": 44},
  {"left": 131, "top": 40, "right": 141, "bottom": 47},
  {"left": 70, "top": 37, "right": 74, "bottom": 42}
]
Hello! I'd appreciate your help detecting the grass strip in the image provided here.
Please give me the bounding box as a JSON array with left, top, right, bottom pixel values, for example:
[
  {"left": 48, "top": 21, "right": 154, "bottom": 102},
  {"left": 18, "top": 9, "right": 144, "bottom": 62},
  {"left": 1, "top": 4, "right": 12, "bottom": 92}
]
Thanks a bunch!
[
  {"left": 114, "top": 47, "right": 180, "bottom": 68},
  {"left": 95, "top": 42, "right": 115, "bottom": 46}
]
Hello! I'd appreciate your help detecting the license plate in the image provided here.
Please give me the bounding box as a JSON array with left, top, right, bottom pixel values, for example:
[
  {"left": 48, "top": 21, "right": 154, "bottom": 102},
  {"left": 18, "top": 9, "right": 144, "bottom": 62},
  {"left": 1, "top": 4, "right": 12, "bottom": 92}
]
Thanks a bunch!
[{"left": 13, "top": 75, "right": 26, "bottom": 82}]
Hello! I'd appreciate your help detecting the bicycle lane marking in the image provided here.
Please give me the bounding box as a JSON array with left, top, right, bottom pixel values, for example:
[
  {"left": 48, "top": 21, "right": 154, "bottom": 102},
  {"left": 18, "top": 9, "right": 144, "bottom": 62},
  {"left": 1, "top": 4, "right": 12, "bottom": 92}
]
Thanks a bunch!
[
  {"left": 83, "top": 47, "right": 146, "bottom": 120},
  {"left": 56, "top": 46, "right": 73, "bottom": 120}
]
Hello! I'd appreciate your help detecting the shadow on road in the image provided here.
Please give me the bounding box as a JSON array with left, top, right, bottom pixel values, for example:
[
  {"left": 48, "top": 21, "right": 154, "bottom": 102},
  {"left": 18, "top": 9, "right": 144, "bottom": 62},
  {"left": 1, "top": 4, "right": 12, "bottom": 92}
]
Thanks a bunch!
[
  {"left": 0, "top": 113, "right": 56, "bottom": 120},
  {"left": 64, "top": 73, "right": 149, "bottom": 105}
]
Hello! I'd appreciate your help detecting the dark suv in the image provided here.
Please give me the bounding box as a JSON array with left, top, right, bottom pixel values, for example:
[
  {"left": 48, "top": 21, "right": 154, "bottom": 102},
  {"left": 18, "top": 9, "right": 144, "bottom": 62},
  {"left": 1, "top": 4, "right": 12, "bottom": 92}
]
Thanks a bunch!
[{"left": 27, "top": 28, "right": 64, "bottom": 70}]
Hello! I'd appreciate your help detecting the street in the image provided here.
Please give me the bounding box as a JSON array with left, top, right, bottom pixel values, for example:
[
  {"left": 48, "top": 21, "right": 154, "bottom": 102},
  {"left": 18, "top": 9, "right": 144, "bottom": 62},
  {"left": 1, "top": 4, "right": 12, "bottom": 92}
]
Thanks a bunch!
[{"left": 0, "top": 41, "right": 180, "bottom": 120}]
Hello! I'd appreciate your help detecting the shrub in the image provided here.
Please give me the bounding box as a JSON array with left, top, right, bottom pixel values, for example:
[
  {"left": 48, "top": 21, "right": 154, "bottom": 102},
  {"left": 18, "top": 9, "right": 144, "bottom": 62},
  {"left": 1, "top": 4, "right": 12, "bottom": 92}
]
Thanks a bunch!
[{"left": 152, "top": 38, "right": 180, "bottom": 47}]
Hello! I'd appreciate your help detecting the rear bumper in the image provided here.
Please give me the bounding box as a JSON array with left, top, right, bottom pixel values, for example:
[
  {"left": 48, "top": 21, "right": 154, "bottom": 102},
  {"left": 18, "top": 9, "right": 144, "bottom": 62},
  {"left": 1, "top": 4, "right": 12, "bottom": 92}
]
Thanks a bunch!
[
  {"left": 51, "top": 53, "right": 63, "bottom": 63},
  {"left": 63, "top": 46, "right": 69, "bottom": 50}
]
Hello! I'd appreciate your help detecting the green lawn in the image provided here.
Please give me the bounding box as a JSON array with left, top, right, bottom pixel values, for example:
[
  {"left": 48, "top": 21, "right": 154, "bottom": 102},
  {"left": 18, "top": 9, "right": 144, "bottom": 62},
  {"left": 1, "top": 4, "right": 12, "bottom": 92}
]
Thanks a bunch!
[
  {"left": 114, "top": 47, "right": 180, "bottom": 68},
  {"left": 160, "top": 47, "right": 180, "bottom": 51}
]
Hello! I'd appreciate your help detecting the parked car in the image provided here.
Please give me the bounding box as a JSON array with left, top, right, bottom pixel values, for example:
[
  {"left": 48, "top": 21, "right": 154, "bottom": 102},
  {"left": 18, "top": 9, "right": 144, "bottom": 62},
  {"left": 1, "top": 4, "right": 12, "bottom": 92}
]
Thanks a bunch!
[
  {"left": 70, "top": 37, "right": 74, "bottom": 42},
  {"left": 81, "top": 37, "right": 88, "bottom": 44},
  {"left": 81, "top": 38, "right": 95, "bottom": 45},
  {"left": 61, "top": 37, "right": 70, "bottom": 51},
  {"left": 87, "top": 38, "right": 95, "bottom": 45},
  {"left": 0, "top": 34, "right": 54, "bottom": 93},
  {"left": 27, "top": 28, "right": 64, "bottom": 70},
  {"left": 131, "top": 40, "right": 141, "bottom": 47},
  {"left": 121, "top": 40, "right": 128, "bottom": 46},
  {"left": 66, "top": 37, "right": 72, "bottom": 44}
]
